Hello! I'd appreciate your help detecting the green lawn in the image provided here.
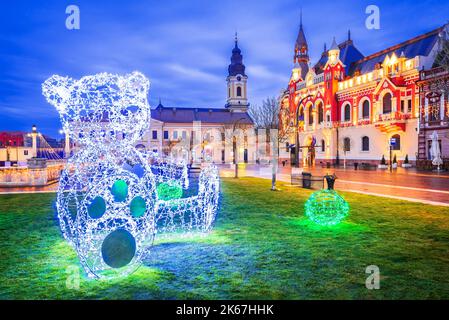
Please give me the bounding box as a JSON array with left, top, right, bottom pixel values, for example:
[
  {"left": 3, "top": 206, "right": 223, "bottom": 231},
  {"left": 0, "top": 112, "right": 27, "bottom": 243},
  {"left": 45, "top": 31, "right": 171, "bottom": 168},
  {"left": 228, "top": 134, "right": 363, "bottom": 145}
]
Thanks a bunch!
[{"left": 1, "top": 177, "right": 448, "bottom": 299}]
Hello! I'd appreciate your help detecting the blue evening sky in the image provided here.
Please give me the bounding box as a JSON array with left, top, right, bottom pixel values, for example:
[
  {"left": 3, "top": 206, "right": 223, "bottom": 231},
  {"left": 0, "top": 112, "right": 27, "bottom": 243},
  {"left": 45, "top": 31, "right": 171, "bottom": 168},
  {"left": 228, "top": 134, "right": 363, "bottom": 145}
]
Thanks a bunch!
[{"left": 1, "top": 0, "right": 448, "bottom": 137}]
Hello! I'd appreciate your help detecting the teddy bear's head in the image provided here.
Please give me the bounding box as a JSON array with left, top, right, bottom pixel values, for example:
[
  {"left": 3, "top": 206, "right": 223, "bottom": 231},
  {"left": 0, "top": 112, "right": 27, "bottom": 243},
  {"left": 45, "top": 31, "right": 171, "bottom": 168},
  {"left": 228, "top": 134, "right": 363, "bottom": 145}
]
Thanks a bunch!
[{"left": 42, "top": 72, "right": 150, "bottom": 146}]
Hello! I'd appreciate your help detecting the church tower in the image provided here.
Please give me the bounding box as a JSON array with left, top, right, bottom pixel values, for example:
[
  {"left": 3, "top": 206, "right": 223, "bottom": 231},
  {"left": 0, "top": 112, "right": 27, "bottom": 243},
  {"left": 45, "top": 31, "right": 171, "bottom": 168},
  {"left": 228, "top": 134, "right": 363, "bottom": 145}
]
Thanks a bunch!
[
  {"left": 293, "top": 11, "right": 309, "bottom": 80},
  {"left": 226, "top": 33, "right": 249, "bottom": 112}
]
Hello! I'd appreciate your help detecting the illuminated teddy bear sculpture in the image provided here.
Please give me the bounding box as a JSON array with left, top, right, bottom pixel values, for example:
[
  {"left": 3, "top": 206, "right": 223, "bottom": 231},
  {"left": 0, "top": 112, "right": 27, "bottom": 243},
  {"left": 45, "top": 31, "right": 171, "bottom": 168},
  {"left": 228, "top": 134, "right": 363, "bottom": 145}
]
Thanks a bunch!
[{"left": 42, "top": 72, "right": 219, "bottom": 279}]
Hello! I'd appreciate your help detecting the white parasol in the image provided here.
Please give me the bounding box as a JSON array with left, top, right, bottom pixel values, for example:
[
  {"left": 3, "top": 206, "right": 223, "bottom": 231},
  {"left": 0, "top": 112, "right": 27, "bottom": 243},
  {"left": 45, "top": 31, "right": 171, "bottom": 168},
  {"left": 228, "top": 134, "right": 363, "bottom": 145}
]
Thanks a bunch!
[{"left": 430, "top": 131, "right": 443, "bottom": 167}]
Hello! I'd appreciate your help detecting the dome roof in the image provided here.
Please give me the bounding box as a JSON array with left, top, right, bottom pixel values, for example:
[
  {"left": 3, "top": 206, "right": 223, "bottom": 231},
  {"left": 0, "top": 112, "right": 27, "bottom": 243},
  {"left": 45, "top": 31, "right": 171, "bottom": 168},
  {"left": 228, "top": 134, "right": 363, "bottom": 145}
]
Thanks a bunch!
[{"left": 228, "top": 34, "right": 246, "bottom": 77}]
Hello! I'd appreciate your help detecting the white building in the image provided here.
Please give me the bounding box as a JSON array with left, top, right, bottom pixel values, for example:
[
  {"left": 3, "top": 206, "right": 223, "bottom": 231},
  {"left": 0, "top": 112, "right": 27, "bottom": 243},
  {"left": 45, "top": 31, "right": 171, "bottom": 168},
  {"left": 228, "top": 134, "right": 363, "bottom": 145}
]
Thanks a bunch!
[{"left": 136, "top": 36, "right": 257, "bottom": 165}]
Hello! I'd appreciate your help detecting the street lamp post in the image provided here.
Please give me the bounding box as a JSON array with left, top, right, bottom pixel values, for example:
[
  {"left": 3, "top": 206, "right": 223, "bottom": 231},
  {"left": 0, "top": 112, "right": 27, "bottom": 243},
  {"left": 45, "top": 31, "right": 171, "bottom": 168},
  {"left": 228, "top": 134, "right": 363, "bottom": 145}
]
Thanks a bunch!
[
  {"left": 294, "top": 95, "right": 312, "bottom": 168},
  {"left": 31, "top": 124, "right": 38, "bottom": 158}
]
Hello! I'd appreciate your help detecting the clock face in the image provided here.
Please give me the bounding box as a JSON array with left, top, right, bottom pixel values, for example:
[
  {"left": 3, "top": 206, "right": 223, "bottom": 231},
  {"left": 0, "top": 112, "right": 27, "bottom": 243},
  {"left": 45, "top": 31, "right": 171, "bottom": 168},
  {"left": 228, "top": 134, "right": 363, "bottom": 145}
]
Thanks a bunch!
[{"left": 237, "top": 76, "right": 242, "bottom": 81}]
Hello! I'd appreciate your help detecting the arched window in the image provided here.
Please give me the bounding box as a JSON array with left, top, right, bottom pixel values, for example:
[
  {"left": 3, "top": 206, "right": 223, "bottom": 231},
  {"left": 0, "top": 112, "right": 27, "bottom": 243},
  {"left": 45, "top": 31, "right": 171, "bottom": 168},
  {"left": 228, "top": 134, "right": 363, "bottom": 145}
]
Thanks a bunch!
[
  {"left": 298, "top": 107, "right": 304, "bottom": 122},
  {"left": 308, "top": 106, "right": 314, "bottom": 125},
  {"left": 321, "top": 139, "right": 325, "bottom": 152},
  {"left": 344, "top": 103, "right": 351, "bottom": 122},
  {"left": 383, "top": 93, "right": 392, "bottom": 114},
  {"left": 343, "top": 137, "right": 351, "bottom": 152},
  {"left": 362, "top": 100, "right": 370, "bottom": 119},
  {"left": 362, "top": 136, "right": 369, "bottom": 151},
  {"left": 391, "top": 134, "right": 401, "bottom": 150},
  {"left": 236, "top": 86, "right": 242, "bottom": 97},
  {"left": 317, "top": 102, "right": 324, "bottom": 124}
]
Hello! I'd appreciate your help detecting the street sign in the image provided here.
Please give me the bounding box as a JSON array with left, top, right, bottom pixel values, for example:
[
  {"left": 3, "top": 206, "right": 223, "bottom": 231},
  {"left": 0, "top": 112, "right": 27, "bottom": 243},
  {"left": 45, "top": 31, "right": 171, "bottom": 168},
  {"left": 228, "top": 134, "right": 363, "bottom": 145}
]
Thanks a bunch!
[{"left": 390, "top": 138, "right": 396, "bottom": 146}]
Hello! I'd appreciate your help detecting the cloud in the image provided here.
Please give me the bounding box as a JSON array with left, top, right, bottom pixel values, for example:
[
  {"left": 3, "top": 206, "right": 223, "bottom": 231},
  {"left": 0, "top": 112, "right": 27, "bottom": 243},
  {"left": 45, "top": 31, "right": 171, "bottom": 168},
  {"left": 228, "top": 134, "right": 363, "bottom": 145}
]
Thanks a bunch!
[{"left": 166, "top": 63, "right": 222, "bottom": 83}]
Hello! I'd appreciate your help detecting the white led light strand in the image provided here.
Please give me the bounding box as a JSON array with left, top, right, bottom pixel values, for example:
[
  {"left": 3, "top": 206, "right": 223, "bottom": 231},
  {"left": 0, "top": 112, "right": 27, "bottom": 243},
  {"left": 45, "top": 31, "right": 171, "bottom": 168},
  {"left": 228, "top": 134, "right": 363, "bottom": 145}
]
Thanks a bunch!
[{"left": 42, "top": 72, "right": 220, "bottom": 279}]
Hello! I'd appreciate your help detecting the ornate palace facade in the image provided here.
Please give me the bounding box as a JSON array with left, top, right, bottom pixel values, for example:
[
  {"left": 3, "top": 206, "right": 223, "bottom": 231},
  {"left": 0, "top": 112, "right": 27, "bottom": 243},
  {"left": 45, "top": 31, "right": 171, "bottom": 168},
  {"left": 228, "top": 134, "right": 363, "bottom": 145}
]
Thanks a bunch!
[{"left": 280, "top": 21, "right": 449, "bottom": 168}]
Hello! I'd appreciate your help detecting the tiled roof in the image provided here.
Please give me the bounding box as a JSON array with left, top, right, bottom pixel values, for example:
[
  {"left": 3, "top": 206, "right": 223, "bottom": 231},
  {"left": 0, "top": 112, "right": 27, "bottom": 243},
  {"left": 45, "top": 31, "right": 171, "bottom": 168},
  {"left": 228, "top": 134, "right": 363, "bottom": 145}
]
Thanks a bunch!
[
  {"left": 151, "top": 106, "right": 254, "bottom": 125},
  {"left": 313, "top": 26, "right": 443, "bottom": 77},
  {"left": 347, "top": 27, "right": 443, "bottom": 76},
  {"left": 314, "top": 40, "right": 364, "bottom": 75}
]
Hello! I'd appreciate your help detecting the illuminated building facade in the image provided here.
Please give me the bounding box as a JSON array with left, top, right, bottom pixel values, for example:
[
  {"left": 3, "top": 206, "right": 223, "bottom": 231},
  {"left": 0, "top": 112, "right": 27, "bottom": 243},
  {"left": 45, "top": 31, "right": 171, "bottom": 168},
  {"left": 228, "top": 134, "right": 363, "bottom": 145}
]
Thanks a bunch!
[{"left": 280, "top": 21, "right": 449, "bottom": 167}]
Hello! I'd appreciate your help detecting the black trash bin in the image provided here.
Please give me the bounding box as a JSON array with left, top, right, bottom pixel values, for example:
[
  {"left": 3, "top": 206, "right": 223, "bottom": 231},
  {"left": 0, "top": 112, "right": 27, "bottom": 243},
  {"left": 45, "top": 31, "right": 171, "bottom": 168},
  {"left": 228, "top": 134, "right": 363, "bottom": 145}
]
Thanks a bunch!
[{"left": 302, "top": 172, "right": 312, "bottom": 189}]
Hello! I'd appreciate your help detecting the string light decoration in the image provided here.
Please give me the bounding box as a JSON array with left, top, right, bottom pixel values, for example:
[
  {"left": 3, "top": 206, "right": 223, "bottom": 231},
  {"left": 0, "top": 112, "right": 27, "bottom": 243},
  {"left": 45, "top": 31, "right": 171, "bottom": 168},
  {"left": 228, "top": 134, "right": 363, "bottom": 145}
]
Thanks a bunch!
[
  {"left": 157, "top": 182, "right": 183, "bottom": 201},
  {"left": 304, "top": 174, "right": 349, "bottom": 226},
  {"left": 42, "top": 71, "right": 220, "bottom": 279},
  {"left": 156, "top": 165, "right": 220, "bottom": 235}
]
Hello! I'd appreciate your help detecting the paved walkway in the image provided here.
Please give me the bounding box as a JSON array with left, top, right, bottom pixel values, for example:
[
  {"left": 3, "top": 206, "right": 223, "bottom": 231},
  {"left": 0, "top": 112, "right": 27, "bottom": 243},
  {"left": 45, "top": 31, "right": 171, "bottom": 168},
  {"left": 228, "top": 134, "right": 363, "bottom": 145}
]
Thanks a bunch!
[
  {"left": 220, "top": 164, "right": 449, "bottom": 207},
  {"left": 2, "top": 165, "right": 448, "bottom": 206}
]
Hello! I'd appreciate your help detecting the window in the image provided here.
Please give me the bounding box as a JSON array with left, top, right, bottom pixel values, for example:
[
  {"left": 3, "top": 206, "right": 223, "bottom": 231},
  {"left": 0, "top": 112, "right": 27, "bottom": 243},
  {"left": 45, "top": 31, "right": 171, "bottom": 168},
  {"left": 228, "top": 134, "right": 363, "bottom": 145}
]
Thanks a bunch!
[
  {"left": 182, "top": 131, "right": 187, "bottom": 140},
  {"left": 383, "top": 93, "right": 392, "bottom": 114},
  {"left": 221, "top": 132, "right": 225, "bottom": 142},
  {"left": 362, "top": 136, "right": 370, "bottom": 151},
  {"left": 321, "top": 139, "right": 325, "bottom": 152},
  {"left": 24, "top": 150, "right": 29, "bottom": 156},
  {"left": 173, "top": 131, "right": 178, "bottom": 140},
  {"left": 152, "top": 130, "right": 157, "bottom": 140},
  {"left": 362, "top": 100, "right": 370, "bottom": 119},
  {"left": 407, "top": 100, "right": 412, "bottom": 113},
  {"left": 163, "top": 130, "right": 169, "bottom": 140},
  {"left": 343, "top": 137, "right": 351, "bottom": 152},
  {"left": 308, "top": 106, "right": 314, "bottom": 125},
  {"left": 237, "top": 86, "right": 242, "bottom": 97},
  {"left": 400, "top": 100, "right": 405, "bottom": 113},
  {"left": 298, "top": 107, "right": 304, "bottom": 122},
  {"left": 391, "top": 134, "right": 401, "bottom": 151},
  {"left": 317, "top": 103, "right": 324, "bottom": 124},
  {"left": 344, "top": 104, "right": 351, "bottom": 122}
]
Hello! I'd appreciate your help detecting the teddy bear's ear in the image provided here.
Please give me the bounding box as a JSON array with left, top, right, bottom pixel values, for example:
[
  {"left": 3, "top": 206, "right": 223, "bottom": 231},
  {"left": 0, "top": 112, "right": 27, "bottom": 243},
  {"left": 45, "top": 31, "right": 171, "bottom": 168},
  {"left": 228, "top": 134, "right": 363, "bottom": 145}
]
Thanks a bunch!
[
  {"left": 122, "top": 71, "right": 150, "bottom": 94},
  {"left": 42, "top": 75, "right": 74, "bottom": 113}
]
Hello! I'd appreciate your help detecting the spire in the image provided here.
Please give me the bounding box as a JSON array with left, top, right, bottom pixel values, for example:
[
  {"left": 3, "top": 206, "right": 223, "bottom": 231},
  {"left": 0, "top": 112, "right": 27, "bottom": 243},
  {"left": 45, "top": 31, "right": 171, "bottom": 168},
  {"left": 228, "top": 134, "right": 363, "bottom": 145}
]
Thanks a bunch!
[
  {"left": 348, "top": 29, "right": 351, "bottom": 41},
  {"left": 324, "top": 43, "right": 327, "bottom": 52},
  {"left": 330, "top": 37, "right": 339, "bottom": 50},
  {"left": 293, "top": 8, "right": 309, "bottom": 80},
  {"left": 228, "top": 34, "right": 246, "bottom": 77}
]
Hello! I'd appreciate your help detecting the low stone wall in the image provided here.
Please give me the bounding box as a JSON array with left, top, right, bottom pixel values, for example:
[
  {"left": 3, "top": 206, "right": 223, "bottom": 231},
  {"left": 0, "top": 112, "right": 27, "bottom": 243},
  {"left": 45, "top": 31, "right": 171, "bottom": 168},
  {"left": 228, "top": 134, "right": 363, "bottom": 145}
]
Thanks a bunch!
[{"left": 0, "top": 164, "right": 64, "bottom": 187}]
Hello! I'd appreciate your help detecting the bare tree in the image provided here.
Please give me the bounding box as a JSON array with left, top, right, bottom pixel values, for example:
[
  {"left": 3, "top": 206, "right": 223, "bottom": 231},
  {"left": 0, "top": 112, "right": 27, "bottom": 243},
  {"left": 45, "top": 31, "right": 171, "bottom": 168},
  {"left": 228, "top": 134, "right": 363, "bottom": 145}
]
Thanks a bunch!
[{"left": 249, "top": 97, "right": 294, "bottom": 190}]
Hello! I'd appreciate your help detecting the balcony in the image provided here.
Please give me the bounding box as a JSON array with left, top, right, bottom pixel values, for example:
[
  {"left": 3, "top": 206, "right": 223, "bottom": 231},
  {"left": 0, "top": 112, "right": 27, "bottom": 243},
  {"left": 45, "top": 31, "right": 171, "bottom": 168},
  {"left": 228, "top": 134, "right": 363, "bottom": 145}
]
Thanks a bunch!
[
  {"left": 357, "top": 119, "right": 372, "bottom": 126},
  {"left": 378, "top": 112, "right": 412, "bottom": 122},
  {"left": 339, "top": 121, "right": 354, "bottom": 128}
]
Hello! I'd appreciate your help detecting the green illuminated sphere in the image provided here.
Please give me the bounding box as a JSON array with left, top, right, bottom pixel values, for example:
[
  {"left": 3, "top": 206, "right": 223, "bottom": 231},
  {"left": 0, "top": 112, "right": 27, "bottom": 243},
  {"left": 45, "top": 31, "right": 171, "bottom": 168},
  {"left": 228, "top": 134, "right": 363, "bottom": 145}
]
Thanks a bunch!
[
  {"left": 305, "top": 190, "right": 349, "bottom": 226},
  {"left": 157, "top": 182, "right": 183, "bottom": 201}
]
